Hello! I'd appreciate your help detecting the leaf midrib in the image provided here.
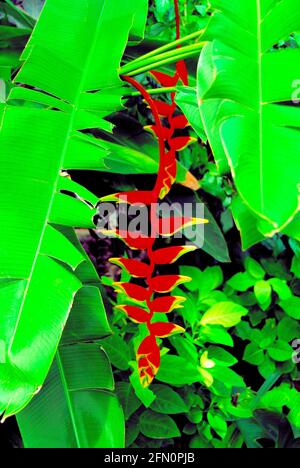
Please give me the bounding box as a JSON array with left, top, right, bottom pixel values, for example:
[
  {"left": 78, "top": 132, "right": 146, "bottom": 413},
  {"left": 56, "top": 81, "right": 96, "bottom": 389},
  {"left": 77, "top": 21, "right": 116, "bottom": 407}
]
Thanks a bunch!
[
  {"left": 55, "top": 351, "right": 81, "bottom": 448},
  {"left": 256, "top": 0, "right": 264, "bottom": 214}
]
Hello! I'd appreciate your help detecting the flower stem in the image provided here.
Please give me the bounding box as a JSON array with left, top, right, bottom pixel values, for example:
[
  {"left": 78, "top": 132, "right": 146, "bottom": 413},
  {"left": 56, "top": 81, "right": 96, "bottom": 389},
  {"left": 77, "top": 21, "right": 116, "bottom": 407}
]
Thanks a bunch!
[
  {"left": 120, "top": 44, "right": 203, "bottom": 77},
  {"left": 123, "top": 86, "right": 177, "bottom": 98}
]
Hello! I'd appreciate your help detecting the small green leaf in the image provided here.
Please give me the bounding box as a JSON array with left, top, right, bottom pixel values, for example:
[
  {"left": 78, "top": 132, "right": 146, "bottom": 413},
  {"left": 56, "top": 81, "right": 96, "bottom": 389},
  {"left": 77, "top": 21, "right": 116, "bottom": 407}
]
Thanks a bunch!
[
  {"left": 200, "top": 325, "right": 234, "bottom": 347},
  {"left": 227, "top": 272, "right": 256, "bottom": 292},
  {"left": 139, "top": 410, "right": 180, "bottom": 439},
  {"left": 157, "top": 355, "right": 200, "bottom": 385},
  {"left": 200, "top": 302, "right": 248, "bottom": 328},
  {"left": 207, "top": 410, "right": 227, "bottom": 439},
  {"left": 279, "top": 296, "right": 300, "bottom": 320},
  {"left": 278, "top": 317, "right": 300, "bottom": 342},
  {"left": 100, "top": 334, "right": 130, "bottom": 370},
  {"left": 207, "top": 346, "right": 238, "bottom": 367},
  {"left": 150, "top": 384, "right": 188, "bottom": 414},
  {"left": 116, "top": 382, "right": 141, "bottom": 420},
  {"left": 254, "top": 280, "right": 272, "bottom": 306},
  {"left": 210, "top": 366, "right": 245, "bottom": 389},
  {"left": 268, "top": 278, "right": 291, "bottom": 301},
  {"left": 245, "top": 257, "right": 265, "bottom": 280},
  {"left": 267, "top": 340, "right": 293, "bottom": 362},
  {"left": 243, "top": 343, "right": 265, "bottom": 366}
]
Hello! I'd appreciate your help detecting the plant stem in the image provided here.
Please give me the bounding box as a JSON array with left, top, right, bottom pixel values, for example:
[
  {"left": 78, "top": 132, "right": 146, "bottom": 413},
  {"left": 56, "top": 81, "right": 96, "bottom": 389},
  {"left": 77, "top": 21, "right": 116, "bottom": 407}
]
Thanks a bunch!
[
  {"left": 121, "top": 49, "right": 201, "bottom": 77},
  {"left": 123, "top": 86, "right": 177, "bottom": 98},
  {"left": 122, "top": 30, "right": 204, "bottom": 69},
  {"left": 120, "top": 42, "right": 203, "bottom": 76}
]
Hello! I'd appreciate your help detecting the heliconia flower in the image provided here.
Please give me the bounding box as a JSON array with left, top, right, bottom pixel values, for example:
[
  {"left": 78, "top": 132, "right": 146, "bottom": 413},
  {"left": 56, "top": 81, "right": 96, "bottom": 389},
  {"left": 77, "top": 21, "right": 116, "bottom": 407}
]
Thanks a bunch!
[
  {"left": 150, "top": 70, "right": 179, "bottom": 87},
  {"left": 109, "top": 258, "right": 150, "bottom": 278},
  {"left": 150, "top": 295, "right": 186, "bottom": 313},
  {"left": 157, "top": 216, "right": 208, "bottom": 236},
  {"left": 115, "top": 305, "right": 150, "bottom": 324},
  {"left": 149, "top": 322, "right": 185, "bottom": 338},
  {"left": 152, "top": 245, "right": 197, "bottom": 264},
  {"left": 144, "top": 125, "right": 172, "bottom": 141},
  {"left": 107, "top": 1, "right": 197, "bottom": 387},
  {"left": 169, "top": 136, "right": 197, "bottom": 152},
  {"left": 152, "top": 100, "right": 175, "bottom": 117},
  {"left": 113, "top": 282, "right": 150, "bottom": 302},
  {"left": 170, "top": 114, "right": 189, "bottom": 130},
  {"left": 102, "top": 229, "right": 153, "bottom": 250},
  {"left": 100, "top": 191, "right": 155, "bottom": 205},
  {"left": 137, "top": 335, "right": 160, "bottom": 387},
  {"left": 149, "top": 275, "right": 191, "bottom": 293},
  {"left": 155, "top": 150, "right": 177, "bottom": 199}
]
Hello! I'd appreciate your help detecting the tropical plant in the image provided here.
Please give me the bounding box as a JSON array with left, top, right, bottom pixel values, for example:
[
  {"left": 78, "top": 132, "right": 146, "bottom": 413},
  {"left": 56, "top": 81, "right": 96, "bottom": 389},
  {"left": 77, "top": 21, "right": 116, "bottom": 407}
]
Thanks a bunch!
[
  {"left": 0, "top": 0, "right": 148, "bottom": 447},
  {"left": 176, "top": 0, "right": 300, "bottom": 248},
  {"left": 1, "top": 0, "right": 300, "bottom": 450}
]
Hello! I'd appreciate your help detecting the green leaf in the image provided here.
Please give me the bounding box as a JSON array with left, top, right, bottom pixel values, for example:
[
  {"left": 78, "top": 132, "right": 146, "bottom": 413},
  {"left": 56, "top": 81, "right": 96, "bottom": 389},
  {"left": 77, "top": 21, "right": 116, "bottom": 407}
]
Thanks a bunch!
[
  {"left": 254, "top": 280, "right": 272, "bottom": 307},
  {"left": 116, "top": 382, "right": 141, "bottom": 421},
  {"left": 279, "top": 296, "right": 300, "bottom": 319},
  {"left": 157, "top": 355, "right": 201, "bottom": 385},
  {"left": 245, "top": 257, "right": 265, "bottom": 280},
  {"left": 277, "top": 317, "right": 300, "bottom": 342},
  {"left": 207, "top": 346, "right": 238, "bottom": 367},
  {"left": 207, "top": 410, "right": 227, "bottom": 439},
  {"left": 150, "top": 384, "right": 188, "bottom": 414},
  {"left": 258, "top": 355, "right": 276, "bottom": 379},
  {"left": 200, "top": 302, "right": 248, "bottom": 328},
  {"left": 17, "top": 345, "right": 124, "bottom": 448},
  {"left": 100, "top": 334, "right": 130, "bottom": 371},
  {"left": 210, "top": 366, "right": 245, "bottom": 389},
  {"left": 198, "top": 1, "right": 300, "bottom": 234},
  {"left": 269, "top": 278, "right": 291, "bottom": 301},
  {"left": 176, "top": 86, "right": 207, "bottom": 141},
  {"left": 169, "top": 193, "right": 230, "bottom": 262},
  {"left": 231, "top": 196, "right": 265, "bottom": 250},
  {"left": 243, "top": 343, "right": 265, "bottom": 366},
  {"left": 227, "top": 272, "right": 256, "bottom": 292},
  {"left": 180, "top": 265, "right": 223, "bottom": 298},
  {"left": 267, "top": 340, "right": 293, "bottom": 362},
  {"left": 200, "top": 325, "right": 234, "bottom": 347},
  {"left": 139, "top": 410, "right": 180, "bottom": 439},
  {"left": 0, "top": 0, "right": 147, "bottom": 418}
]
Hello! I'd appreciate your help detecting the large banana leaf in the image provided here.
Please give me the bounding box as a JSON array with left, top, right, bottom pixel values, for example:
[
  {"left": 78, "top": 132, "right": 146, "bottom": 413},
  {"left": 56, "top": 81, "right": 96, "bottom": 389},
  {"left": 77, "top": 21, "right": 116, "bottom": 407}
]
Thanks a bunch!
[
  {"left": 17, "top": 243, "right": 125, "bottom": 448},
  {"left": 0, "top": 0, "right": 147, "bottom": 419},
  {"left": 197, "top": 0, "right": 300, "bottom": 236}
]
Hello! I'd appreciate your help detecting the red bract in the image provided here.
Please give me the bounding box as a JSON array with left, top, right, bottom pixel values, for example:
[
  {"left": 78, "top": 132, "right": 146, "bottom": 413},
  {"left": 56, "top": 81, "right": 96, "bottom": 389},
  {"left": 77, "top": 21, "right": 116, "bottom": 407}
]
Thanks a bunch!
[
  {"left": 137, "top": 335, "right": 160, "bottom": 387},
  {"left": 113, "top": 283, "right": 149, "bottom": 302},
  {"left": 152, "top": 245, "right": 197, "bottom": 264},
  {"left": 109, "top": 258, "right": 150, "bottom": 278},
  {"left": 116, "top": 305, "right": 150, "bottom": 324},
  {"left": 150, "top": 296, "right": 186, "bottom": 313},
  {"left": 150, "top": 322, "right": 185, "bottom": 338},
  {"left": 150, "top": 275, "right": 191, "bottom": 293},
  {"left": 104, "top": 0, "right": 207, "bottom": 386},
  {"left": 157, "top": 216, "right": 208, "bottom": 236}
]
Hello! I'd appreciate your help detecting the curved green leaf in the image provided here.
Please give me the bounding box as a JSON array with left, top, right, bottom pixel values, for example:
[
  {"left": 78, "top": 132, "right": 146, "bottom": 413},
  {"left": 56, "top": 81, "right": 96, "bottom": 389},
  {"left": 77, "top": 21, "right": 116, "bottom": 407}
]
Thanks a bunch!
[
  {"left": 198, "top": 0, "right": 300, "bottom": 233},
  {"left": 0, "top": 0, "right": 147, "bottom": 418}
]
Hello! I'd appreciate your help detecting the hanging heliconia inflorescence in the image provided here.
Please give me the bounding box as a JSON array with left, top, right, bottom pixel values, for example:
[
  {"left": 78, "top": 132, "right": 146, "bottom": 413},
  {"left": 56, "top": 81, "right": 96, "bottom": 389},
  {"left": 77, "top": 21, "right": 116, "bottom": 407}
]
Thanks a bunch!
[{"left": 102, "top": 0, "right": 207, "bottom": 387}]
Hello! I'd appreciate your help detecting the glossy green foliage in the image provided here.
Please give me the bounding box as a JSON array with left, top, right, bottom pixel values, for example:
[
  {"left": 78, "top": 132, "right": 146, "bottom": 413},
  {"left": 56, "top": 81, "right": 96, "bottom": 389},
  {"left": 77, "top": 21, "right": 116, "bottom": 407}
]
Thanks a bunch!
[
  {"left": 0, "top": 0, "right": 147, "bottom": 422},
  {"left": 105, "top": 241, "right": 300, "bottom": 448},
  {"left": 17, "top": 283, "right": 124, "bottom": 448},
  {"left": 197, "top": 0, "right": 300, "bottom": 240}
]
